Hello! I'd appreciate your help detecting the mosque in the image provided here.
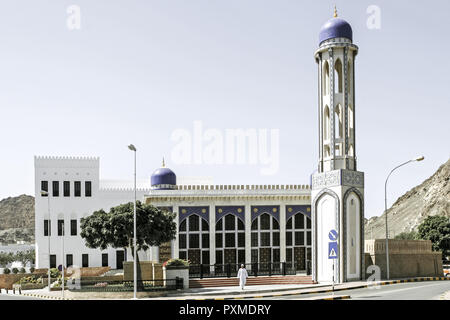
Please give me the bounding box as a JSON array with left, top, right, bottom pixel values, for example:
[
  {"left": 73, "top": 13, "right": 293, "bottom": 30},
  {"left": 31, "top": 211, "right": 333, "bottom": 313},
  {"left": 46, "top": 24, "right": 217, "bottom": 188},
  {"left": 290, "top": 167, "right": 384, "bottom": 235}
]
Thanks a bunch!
[{"left": 34, "top": 9, "right": 364, "bottom": 283}]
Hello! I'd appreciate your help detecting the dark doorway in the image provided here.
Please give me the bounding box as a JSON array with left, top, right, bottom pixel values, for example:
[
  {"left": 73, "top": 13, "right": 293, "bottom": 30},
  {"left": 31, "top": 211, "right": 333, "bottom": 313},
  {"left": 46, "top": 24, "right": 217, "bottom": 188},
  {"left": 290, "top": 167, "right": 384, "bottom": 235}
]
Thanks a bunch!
[
  {"left": 102, "top": 253, "right": 108, "bottom": 267},
  {"left": 116, "top": 250, "right": 124, "bottom": 269}
]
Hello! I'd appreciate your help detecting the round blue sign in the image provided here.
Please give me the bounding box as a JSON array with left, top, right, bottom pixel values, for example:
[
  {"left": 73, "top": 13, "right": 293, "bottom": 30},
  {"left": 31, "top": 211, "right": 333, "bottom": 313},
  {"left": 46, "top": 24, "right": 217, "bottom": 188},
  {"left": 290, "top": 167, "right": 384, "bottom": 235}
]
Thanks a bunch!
[{"left": 328, "top": 229, "right": 338, "bottom": 241}]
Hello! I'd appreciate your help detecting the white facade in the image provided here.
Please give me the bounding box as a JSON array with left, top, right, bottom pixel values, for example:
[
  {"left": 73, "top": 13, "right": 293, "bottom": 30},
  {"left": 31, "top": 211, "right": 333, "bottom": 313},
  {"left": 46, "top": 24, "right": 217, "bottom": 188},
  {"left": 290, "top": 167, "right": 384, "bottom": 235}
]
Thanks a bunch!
[
  {"left": 34, "top": 156, "right": 313, "bottom": 271},
  {"left": 34, "top": 156, "right": 150, "bottom": 269}
]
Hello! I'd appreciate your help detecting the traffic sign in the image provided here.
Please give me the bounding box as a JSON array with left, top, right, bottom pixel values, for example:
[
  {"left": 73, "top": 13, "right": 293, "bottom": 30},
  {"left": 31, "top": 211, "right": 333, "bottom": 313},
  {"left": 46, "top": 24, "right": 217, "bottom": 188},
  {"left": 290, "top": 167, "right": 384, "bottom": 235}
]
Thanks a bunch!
[
  {"left": 328, "top": 229, "right": 338, "bottom": 241},
  {"left": 328, "top": 242, "right": 338, "bottom": 259}
]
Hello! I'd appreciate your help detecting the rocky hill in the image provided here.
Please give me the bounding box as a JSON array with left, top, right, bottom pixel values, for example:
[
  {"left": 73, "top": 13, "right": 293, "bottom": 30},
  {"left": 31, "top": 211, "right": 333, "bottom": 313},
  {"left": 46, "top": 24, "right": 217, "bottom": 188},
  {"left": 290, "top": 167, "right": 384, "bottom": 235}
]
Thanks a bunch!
[
  {"left": 365, "top": 159, "right": 450, "bottom": 239},
  {"left": 0, "top": 195, "right": 34, "bottom": 244}
]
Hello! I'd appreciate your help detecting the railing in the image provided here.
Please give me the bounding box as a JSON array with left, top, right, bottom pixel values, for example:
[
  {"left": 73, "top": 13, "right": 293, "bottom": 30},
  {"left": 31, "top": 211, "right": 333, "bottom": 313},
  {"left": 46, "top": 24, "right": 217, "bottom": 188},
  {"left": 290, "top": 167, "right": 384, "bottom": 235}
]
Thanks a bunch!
[
  {"left": 67, "top": 278, "right": 184, "bottom": 292},
  {"left": 189, "top": 262, "right": 311, "bottom": 279}
]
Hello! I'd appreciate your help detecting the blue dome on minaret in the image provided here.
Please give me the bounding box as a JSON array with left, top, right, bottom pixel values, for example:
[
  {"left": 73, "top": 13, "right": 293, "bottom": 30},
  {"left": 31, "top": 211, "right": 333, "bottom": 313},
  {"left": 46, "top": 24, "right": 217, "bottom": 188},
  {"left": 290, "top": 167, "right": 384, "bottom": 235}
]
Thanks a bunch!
[
  {"left": 319, "top": 8, "right": 353, "bottom": 44},
  {"left": 151, "top": 158, "right": 176, "bottom": 190}
]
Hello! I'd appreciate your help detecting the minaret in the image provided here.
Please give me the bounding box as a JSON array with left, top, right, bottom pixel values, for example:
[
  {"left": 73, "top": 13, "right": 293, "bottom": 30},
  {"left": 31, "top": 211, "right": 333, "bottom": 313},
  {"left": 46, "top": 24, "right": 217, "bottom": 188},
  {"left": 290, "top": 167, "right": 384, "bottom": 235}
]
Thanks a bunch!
[{"left": 311, "top": 9, "right": 365, "bottom": 283}]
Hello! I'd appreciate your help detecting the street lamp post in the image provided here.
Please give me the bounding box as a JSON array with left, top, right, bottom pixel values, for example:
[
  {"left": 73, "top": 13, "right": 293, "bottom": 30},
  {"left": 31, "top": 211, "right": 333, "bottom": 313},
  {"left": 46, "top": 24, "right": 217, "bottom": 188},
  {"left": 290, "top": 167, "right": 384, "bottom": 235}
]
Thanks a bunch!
[
  {"left": 41, "top": 190, "right": 51, "bottom": 292},
  {"left": 128, "top": 144, "right": 137, "bottom": 299},
  {"left": 61, "top": 221, "right": 65, "bottom": 298},
  {"left": 384, "top": 156, "right": 424, "bottom": 279}
]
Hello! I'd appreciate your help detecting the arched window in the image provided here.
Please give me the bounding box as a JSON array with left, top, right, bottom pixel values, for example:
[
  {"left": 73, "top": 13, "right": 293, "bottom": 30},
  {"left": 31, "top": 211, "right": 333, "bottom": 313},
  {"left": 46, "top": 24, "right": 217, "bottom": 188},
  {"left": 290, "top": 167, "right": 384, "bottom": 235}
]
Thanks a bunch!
[
  {"left": 286, "top": 213, "right": 312, "bottom": 271},
  {"left": 323, "top": 60, "right": 330, "bottom": 96},
  {"left": 334, "top": 59, "right": 343, "bottom": 93},
  {"left": 215, "top": 214, "right": 245, "bottom": 269},
  {"left": 178, "top": 214, "right": 209, "bottom": 266},
  {"left": 251, "top": 213, "right": 280, "bottom": 273},
  {"left": 324, "top": 105, "right": 330, "bottom": 141},
  {"left": 335, "top": 104, "right": 343, "bottom": 140}
]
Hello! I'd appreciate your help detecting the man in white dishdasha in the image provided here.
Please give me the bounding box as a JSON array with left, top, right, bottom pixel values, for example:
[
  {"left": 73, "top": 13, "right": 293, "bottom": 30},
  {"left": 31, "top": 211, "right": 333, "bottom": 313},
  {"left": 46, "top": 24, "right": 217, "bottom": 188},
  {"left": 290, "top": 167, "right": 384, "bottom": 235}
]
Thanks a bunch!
[{"left": 237, "top": 264, "right": 248, "bottom": 290}]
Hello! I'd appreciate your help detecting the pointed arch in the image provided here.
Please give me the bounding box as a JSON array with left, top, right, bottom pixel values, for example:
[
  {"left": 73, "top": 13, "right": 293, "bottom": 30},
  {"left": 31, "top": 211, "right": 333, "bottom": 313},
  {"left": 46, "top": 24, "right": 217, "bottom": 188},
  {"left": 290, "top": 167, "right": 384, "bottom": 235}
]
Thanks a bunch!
[
  {"left": 323, "top": 60, "right": 330, "bottom": 96},
  {"left": 324, "top": 105, "right": 330, "bottom": 141},
  {"left": 334, "top": 58, "right": 343, "bottom": 93}
]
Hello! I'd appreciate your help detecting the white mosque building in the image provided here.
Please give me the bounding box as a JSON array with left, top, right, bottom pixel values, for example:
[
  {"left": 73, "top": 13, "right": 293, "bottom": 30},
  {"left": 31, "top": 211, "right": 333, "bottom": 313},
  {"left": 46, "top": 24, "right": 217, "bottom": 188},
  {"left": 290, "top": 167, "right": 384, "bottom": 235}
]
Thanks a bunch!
[{"left": 34, "top": 11, "right": 364, "bottom": 283}]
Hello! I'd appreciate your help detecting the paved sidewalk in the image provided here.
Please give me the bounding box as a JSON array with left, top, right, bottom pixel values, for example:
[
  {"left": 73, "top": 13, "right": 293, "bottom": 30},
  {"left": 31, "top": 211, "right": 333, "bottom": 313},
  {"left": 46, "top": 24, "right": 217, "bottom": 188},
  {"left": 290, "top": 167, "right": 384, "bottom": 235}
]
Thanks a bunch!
[
  {"left": 147, "top": 276, "right": 450, "bottom": 300},
  {"left": 11, "top": 276, "right": 449, "bottom": 300}
]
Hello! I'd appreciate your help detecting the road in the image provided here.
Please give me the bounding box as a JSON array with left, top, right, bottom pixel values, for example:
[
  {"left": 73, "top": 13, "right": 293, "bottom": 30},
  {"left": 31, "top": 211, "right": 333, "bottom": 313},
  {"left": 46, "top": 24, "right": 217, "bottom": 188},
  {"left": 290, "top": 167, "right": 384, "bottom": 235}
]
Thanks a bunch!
[
  {"left": 0, "top": 293, "right": 43, "bottom": 300},
  {"left": 250, "top": 281, "right": 450, "bottom": 300}
]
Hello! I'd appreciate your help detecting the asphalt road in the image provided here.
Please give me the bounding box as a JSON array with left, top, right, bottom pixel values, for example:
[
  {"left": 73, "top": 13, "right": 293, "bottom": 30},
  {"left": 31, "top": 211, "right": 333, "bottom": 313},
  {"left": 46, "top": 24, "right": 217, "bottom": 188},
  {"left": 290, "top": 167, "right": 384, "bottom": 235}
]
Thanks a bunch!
[
  {"left": 0, "top": 293, "right": 43, "bottom": 300},
  {"left": 251, "top": 281, "right": 450, "bottom": 300}
]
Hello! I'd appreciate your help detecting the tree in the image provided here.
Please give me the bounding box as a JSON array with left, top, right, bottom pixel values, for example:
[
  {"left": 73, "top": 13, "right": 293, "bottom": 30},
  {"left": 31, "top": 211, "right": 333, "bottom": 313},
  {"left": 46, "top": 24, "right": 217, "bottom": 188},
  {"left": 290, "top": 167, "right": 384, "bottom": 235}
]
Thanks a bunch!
[
  {"left": 395, "top": 231, "right": 418, "bottom": 240},
  {"left": 80, "top": 201, "right": 177, "bottom": 256},
  {"left": 417, "top": 216, "right": 450, "bottom": 258},
  {"left": 14, "top": 249, "right": 35, "bottom": 266}
]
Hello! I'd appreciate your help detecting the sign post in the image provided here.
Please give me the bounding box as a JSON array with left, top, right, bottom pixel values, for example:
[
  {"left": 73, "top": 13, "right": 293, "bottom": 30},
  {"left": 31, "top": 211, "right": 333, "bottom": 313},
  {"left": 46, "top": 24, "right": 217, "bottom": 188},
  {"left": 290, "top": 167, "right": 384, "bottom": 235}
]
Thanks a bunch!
[{"left": 328, "top": 229, "right": 338, "bottom": 292}]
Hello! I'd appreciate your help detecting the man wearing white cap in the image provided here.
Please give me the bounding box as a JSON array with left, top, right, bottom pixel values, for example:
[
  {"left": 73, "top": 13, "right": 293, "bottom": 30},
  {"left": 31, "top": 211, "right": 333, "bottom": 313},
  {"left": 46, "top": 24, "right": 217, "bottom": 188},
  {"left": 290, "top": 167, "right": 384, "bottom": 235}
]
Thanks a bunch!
[{"left": 237, "top": 264, "right": 248, "bottom": 290}]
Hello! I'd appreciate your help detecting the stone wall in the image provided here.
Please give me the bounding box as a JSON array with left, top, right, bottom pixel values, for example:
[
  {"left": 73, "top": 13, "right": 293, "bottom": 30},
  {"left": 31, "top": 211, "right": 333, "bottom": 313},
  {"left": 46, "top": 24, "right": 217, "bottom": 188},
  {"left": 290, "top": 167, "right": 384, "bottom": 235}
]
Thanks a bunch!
[
  {"left": 0, "top": 274, "right": 27, "bottom": 290},
  {"left": 365, "top": 239, "right": 443, "bottom": 279},
  {"left": 123, "top": 261, "right": 163, "bottom": 281}
]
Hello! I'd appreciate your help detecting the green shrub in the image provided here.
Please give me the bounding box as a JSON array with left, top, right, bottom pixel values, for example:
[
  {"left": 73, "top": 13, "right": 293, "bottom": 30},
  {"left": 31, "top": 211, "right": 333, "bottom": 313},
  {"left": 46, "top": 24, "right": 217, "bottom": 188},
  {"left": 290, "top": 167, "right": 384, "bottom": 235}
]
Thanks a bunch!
[
  {"left": 12, "top": 268, "right": 19, "bottom": 274},
  {"left": 30, "top": 267, "right": 35, "bottom": 273},
  {"left": 3, "top": 268, "right": 10, "bottom": 274},
  {"left": 19, "top": 267, "right": 26, "bottom": 274},
  {"left": 164, "top": 258, "right": 189, "bottom": 268},
  {"left": 50, "top": 268, "right": 60, "bottom": 278}
]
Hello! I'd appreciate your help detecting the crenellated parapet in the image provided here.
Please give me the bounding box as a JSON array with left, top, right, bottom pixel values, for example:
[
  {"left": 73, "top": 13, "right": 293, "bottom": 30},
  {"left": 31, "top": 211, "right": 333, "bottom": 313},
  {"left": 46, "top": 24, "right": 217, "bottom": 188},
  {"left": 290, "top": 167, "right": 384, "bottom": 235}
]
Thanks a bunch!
[{"left": 34, "top": 155, "right": 99, "bottom": 168}]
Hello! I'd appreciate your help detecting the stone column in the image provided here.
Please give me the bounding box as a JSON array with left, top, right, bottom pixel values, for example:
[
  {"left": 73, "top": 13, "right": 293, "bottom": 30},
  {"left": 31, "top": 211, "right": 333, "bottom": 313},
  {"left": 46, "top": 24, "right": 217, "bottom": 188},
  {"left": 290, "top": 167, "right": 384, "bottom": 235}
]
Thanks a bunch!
[
  {"left": 245, "top": 203, "right": 251, "bottom": 264},
  {"left": 280, "top": 204, "right": 286, "bottom": 263},
  {"left": 209, "top": 203, "right": 216, "bottom": 272}
]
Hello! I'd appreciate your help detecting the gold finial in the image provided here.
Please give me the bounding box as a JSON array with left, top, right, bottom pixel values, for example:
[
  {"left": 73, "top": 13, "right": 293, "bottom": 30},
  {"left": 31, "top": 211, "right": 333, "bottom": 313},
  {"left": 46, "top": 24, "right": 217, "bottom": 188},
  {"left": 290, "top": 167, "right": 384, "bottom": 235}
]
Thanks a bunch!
[
  {"left": 162, "top": 157, "right": 165, "bottom": 167},
  {"left": 334, "top": 5, "right": 338, "bottom": 18}
]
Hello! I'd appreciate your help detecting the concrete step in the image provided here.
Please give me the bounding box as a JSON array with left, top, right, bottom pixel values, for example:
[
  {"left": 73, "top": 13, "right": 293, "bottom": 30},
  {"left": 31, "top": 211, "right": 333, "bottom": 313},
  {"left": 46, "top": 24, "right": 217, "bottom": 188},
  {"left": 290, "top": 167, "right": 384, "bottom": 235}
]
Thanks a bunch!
[{"left": 189, "top": 275, "right": 315, "bottom": 288}]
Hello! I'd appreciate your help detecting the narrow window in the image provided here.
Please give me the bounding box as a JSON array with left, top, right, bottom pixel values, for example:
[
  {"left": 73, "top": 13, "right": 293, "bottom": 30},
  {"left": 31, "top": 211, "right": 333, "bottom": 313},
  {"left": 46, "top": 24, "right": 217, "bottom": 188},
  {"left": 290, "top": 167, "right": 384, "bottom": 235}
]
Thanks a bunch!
[
  {"left": 70, "top": 219, "right": 77, "bottom": 236},
  {"left": 324, "top": 106, "right": 330, "bottom": 140},
  {"left": 74, "top": 181, "right": 81, "bottom": 197},
  {"left": 41, "top": 181, "right": 48, "bottom": 196},
  {"left": 58, "top": 220, "right": 64, "bottom": 236},
  {"left": 52, "top": 181, "right": 59, "bottom": 197},
  {"left": 64, "top": 181, "right": 70, "bottom": 197},
  {"left": 50, "top": 255, "right": 56, "bottom": 268},
  {"left": 66, "top": 254, "right": 73, "bottom": 268},
  {"left": 334, "top": 59, "right": 343, "bottom": 93},
  {"left": 323, "top": 60, "right": 330, "bottom": 96},
  {"left": 44, "top": 220, "right": 51, "bottom": 236},
  {"left": 85, "top": 181, "right": 92, "bottom": 197}
]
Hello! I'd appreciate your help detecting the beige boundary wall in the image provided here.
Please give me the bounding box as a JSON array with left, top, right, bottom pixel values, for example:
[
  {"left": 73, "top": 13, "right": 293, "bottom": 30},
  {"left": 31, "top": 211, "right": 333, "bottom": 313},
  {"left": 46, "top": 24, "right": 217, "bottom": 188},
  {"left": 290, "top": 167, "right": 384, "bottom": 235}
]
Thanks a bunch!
[
  {"left": 365, "top": 239, "right": 443, "bottom": 279},
  {"left": 123, "top": 261, "right": 163, "bottom": 281}
]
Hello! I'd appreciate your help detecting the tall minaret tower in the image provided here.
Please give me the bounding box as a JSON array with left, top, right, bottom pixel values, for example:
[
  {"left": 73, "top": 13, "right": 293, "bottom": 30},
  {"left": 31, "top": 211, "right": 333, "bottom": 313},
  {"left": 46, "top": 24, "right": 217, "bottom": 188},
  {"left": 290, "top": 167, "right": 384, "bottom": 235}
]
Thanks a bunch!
[{"left": 311, "top": 8, "right": 365, "bottom": 283}]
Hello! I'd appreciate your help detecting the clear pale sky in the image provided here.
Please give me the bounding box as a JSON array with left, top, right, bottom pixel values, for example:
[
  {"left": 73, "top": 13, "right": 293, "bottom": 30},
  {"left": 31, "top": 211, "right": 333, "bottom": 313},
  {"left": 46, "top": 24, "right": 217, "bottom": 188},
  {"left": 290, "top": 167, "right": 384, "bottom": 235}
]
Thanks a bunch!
[{"left": 0, "top": 0, "right": 448, "bottom": 218}]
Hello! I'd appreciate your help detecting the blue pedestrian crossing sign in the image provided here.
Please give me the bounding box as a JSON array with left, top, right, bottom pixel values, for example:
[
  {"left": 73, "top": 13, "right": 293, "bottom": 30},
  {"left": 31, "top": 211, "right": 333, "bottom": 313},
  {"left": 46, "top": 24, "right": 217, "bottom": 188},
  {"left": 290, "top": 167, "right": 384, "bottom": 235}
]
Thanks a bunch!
[
  {"left": 328, "top": 242, "right": 338, "bottom": 259},
  {"left": 328, "top": 229, "right": 338, "bottom": 241}
]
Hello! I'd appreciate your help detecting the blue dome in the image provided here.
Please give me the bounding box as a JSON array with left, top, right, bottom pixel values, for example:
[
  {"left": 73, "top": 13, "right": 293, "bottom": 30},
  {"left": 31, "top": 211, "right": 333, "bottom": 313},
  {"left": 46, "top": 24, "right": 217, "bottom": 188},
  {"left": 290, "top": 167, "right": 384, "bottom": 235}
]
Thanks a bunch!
[
  {"left": 319, "top": 17, "right": 353, "bottom": 44},
  {"left": 151, "top": 167, "right": 176, "bottom": 189}
]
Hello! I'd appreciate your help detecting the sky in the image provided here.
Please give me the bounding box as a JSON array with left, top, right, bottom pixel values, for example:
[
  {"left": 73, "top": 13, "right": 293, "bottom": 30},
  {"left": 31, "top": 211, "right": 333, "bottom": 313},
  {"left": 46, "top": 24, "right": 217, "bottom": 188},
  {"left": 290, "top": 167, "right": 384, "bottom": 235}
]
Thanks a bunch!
[{"left": 0, "top": 0, "right": 448, "bottom": 218}]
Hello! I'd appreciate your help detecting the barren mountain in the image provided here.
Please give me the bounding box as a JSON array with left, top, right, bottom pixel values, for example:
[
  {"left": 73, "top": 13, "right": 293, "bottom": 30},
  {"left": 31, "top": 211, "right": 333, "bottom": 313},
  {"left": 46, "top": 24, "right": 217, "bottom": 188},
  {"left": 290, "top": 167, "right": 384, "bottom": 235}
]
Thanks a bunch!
[
  {"left": 0, "top": 195, "right": 34, "bottom": 244},
  {"left": 365, "top": 159, "right": 450, "bottom": 239}
]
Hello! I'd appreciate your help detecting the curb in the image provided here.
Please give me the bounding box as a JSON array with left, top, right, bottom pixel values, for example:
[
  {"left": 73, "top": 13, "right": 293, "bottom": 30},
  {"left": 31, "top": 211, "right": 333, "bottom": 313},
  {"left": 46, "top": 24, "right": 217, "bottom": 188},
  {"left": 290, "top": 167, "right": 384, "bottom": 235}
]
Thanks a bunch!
[
  {"left": 169, "top": 283, "right": 327, "bottom": 298},
  {"left": 310, "top": 295, "right": 351, "bottom": 300},
  {"left": 176, "top": 276, "right": 450, "bottom": 300},
  {"left": 21, "top": 292, "right": 74, "bottom": 300}
]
